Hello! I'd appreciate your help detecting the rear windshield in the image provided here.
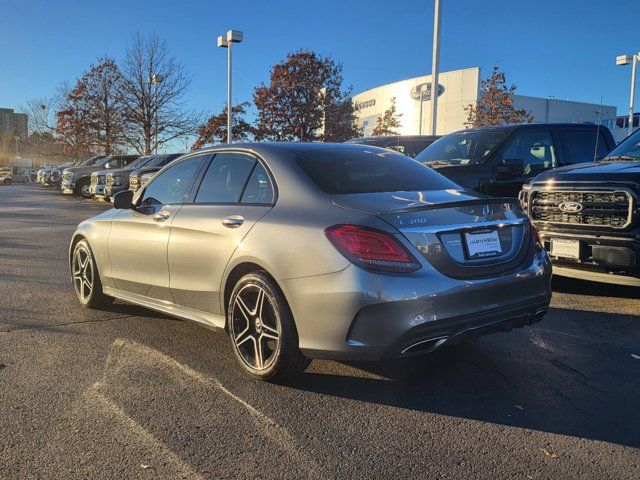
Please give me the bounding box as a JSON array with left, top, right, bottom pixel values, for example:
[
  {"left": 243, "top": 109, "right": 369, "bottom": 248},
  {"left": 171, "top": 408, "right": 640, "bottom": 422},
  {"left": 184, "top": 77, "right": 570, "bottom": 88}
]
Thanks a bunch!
[{"left": 297, "top": 148, "right": 458, "bottom": 194}]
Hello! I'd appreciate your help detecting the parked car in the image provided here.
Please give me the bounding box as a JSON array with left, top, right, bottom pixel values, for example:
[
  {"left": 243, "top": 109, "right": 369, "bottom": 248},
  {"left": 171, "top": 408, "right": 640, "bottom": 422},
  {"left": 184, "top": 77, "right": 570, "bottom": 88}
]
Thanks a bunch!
[
  {"left": 415, "top": 123, "right": 616, "bottom": 197},
  {"left": 51, "top": 156, "right": 105, "bottom": 188},
  {"left": 138, "top": 171, "right": 155, "bottom": 190},
  {"left": 105, "top": 154, "right": 182, "bottom": 199},
  {"left": 0, "top": 170, "right": 12, "bottom": 185},
  {"left": 69, "top": 142, "right": 551, "bottom": 380},
  {"left": 36, "top": 166, "right": 53, "bottom": 185},
  {"left": 127, "top": 153, "right": 184, "bottom": 192},
  {"left": 63, "top": 155, "right": 138, "bottom": 198},
  {"left": 345, "top": 135, "right": 441, "bottom": 158},
  {"left": 520, "top": 128, "right": 640, "bottom": 287}
]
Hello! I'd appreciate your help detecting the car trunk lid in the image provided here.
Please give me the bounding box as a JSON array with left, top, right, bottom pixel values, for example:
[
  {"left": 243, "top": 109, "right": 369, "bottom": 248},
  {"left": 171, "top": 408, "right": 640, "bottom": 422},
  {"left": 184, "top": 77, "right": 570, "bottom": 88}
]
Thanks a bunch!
[{"left": 332, "top": 190, "right": 533, "bottom": 278}]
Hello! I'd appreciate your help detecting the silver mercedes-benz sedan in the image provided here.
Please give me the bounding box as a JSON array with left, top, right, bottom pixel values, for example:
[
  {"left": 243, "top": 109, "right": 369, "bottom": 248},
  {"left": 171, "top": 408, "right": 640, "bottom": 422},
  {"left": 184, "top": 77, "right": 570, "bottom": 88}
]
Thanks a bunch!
[{"left": 69, "top": 143, "right": 552, "bottom": 380}]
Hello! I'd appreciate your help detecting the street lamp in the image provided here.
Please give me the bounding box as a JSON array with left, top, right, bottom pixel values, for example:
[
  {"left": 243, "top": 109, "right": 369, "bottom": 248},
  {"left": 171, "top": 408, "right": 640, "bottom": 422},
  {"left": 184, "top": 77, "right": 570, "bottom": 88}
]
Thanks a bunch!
[
  {"left": 429, "top": 0, "right": 442, "bottom": 136},
  {"left": 217, "top": 29, "right": 243, "bottom": 144},
  {"left": 149, "top": 74, "right": 164, "bottom": 154},
  {"left": 616, "top": 52, "right": 639, "bottom": 136}
]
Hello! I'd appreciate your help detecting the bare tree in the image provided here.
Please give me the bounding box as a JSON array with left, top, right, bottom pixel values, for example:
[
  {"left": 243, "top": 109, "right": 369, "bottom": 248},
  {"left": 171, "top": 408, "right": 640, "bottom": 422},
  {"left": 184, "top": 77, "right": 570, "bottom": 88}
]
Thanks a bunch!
[{"left": 119, "top": 33, "right": 200, "bottom": 154}]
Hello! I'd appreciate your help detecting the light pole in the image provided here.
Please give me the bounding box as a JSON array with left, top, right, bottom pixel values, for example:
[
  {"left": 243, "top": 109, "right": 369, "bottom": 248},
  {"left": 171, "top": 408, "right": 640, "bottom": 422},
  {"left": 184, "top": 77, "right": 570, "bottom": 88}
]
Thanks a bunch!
[
  {"left": 429, "top": 0, "right": 442, "bottom": 136},
  {"left": 14, "top": 136, "right": 20, "bottom": 156},
  {"left": 616, "top": 52, "right": 640, "bottom": 136},
  {"left": 217, "top": 29, "right": 243, "bottom": 144},
  {"left": 149, "top": 74, "right": 164, "bottom": 154}
]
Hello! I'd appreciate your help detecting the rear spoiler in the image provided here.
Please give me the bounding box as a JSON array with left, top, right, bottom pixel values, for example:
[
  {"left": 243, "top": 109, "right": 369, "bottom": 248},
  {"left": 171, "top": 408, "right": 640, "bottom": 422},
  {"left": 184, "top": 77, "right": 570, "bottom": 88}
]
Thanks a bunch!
[{"left": 385, "top": 197, "right": 518, "bottom": 214}]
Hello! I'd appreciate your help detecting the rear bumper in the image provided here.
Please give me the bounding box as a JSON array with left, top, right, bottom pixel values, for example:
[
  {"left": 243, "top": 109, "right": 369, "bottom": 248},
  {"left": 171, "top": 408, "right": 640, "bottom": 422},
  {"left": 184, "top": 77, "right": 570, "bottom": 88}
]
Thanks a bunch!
[{"left": 284, "top": 250, "right": 552, "bottom": 361}]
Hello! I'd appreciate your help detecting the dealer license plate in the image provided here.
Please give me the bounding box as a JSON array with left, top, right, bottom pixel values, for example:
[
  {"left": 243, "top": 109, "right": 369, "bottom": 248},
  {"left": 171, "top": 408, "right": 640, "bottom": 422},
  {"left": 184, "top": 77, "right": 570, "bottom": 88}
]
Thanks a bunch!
[
  {"left": 464, "top": 230, "right": 502, "bottom": 258},
  {"left": 551, "top": 239, "right": 580, "bottom": 259}
]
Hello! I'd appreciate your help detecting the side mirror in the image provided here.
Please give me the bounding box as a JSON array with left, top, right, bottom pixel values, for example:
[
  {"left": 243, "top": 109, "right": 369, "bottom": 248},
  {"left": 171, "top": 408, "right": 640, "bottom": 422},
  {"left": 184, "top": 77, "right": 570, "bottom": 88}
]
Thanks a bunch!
[
  {"left": 113, "top": 190, "right": 134, "bottom": 209},
  {"left": 496, "top": 158, "right": 524, "bottom": 179}
]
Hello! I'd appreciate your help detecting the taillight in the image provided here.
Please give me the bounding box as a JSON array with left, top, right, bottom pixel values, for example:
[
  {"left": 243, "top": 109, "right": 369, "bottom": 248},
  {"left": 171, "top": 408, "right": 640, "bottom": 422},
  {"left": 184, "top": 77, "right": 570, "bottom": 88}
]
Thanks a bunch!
[{"left": 324, "top": 224, "right": 421, "bottom": 273}]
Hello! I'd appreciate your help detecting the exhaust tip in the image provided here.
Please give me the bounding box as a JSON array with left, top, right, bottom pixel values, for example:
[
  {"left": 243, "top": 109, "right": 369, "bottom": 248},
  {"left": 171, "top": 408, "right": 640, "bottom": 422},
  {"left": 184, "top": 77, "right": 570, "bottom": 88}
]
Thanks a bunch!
[{"left": 401, "top": 336, "right": 449, "bottom": 355}]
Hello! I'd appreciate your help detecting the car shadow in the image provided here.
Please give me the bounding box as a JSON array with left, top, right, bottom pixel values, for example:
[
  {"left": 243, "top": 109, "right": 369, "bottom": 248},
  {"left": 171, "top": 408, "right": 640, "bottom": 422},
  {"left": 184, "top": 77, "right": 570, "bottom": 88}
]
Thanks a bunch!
[
  {"left": 552, "top": 275, "right": 640, "bottom": 299},
  {"left": 284, "top": 308, "right": 640, "bottom": 449}
]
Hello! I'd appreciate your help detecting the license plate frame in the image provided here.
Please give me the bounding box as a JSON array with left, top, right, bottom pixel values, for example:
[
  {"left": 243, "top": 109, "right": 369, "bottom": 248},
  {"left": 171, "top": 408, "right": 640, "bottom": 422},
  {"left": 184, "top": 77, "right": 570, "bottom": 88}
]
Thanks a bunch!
[
  {"left": 551, "top": 238, "right": 581, "bottom": 259},
  {"left": 464, "top": 229, "right": 503, "bottom": 259}
]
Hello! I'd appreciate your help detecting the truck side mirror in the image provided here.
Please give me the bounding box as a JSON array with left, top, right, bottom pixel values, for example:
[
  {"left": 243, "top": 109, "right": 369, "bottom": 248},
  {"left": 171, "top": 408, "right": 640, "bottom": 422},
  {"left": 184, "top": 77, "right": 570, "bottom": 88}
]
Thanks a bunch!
[
  {"left": 113, "top": 190, "right": 134, "bottom": 209},
  {"left": 496, "top": 158, "right": 525, "bottom": 179}
]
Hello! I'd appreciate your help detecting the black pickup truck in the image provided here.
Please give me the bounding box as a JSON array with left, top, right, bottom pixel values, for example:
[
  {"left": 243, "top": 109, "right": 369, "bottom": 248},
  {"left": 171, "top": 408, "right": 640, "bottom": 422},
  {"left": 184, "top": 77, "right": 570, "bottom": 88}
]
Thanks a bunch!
[
  {"left": 520, "top": 129, "right": 640, "bottom": 287},
  {"left": 415, "top": 123, "right": 616, "bottom": 197}
]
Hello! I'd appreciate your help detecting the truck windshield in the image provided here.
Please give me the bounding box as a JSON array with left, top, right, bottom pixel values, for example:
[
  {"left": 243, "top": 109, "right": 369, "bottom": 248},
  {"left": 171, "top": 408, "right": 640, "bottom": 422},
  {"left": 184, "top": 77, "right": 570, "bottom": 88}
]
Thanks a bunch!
[
  {"left": 416, "top": 130, "right": 508, "bottom": 167},
  {"left": 604, "top": 130, "right": 640, "bottom": 161}
]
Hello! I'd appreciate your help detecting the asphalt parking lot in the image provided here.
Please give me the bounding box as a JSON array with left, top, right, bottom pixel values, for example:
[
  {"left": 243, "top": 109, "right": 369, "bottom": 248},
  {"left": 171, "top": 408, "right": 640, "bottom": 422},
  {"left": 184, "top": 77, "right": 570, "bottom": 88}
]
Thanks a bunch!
[{"left": 1, "top": 183, "right": 639, "bottom": 479}]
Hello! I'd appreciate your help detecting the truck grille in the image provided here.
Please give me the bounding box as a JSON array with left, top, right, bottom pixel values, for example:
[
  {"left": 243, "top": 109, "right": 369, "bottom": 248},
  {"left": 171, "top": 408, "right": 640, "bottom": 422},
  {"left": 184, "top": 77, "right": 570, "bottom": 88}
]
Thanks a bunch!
[
  {"left": 530, "top": 189, "right": 633, "bottom": 229},
  {"left": 51, "top": 170, "right": 61, "bottom": 181}
]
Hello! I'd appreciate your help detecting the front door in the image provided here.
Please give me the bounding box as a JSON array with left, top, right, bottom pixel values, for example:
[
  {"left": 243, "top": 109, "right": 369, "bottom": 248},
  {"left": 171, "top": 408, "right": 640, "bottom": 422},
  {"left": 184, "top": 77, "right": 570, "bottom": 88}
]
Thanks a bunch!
[
  {"left": 107, "top": 154, "right": 206, "bottom": 301},
  {"left": 168, "top": 152, "right": 275, "bottom": 315}
]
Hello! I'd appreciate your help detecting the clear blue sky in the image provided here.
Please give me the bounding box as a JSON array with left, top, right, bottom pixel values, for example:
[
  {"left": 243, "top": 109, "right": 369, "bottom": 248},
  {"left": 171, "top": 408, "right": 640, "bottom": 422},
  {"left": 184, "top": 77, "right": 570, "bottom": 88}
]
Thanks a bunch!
[{"left": 1, "top": 0, "right": 638, "bottom": 124}]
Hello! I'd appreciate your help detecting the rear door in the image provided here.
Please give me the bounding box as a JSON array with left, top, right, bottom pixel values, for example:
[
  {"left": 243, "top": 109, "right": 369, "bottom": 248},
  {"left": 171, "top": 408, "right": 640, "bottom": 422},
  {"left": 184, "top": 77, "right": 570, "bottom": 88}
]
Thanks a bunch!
[
  {"left": 168, "top": 152, "right": 275, "bottom": 315},
  {"left": 488, "top": 128, "right": 558, "bottom": 197},
  {"left": 558, "top": 128, "right": 611, "bottom": 165}
]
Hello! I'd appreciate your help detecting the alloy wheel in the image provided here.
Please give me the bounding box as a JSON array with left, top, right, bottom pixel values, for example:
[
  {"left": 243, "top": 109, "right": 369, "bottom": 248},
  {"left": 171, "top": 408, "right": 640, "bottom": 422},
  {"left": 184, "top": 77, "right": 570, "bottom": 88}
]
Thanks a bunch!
[
  {"left": 72, "top": 245, "right": 93, "bottom": 302},
  {"left": 231, "top": 284, "right": 281, "bottom": 371}
]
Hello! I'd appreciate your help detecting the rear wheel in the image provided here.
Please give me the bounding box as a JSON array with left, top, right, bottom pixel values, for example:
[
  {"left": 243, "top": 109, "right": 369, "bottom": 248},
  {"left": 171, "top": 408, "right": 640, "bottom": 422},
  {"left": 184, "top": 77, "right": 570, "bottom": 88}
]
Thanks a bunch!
[
  {"left": 2, "top": 178, "right": 10, "bottom": 185},
  {"left": 228, "top": 272, "right": 310, "bottom": 381},
  {"left": 71, "top": 239, "right": 114, "bottom": 309}
]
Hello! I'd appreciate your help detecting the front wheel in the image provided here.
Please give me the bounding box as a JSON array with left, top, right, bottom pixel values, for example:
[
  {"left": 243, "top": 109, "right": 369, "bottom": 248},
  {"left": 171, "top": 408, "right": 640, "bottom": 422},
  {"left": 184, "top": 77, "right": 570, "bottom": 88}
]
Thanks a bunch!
[
  {"left": 75, "top": 178, "right": 92, "bottom": 199},
  {"left": 71, "top": 239, "right": 114, "bottom": 309},
  {"left": 228, "top": 272, "right": 310, "bottom": 381}
]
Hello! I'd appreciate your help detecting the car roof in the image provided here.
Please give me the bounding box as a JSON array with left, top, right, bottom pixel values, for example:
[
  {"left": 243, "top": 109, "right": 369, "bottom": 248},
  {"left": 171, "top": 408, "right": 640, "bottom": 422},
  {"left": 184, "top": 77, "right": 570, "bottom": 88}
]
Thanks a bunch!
[
  {"left": 456, "top": 123, "right": 604, "bottom": 134},
  {"left": 347, "top": 135, "right": 441, "bottom": 142},
  {"left": 191, "top": 141, "right": 394, "bottom": 157}
]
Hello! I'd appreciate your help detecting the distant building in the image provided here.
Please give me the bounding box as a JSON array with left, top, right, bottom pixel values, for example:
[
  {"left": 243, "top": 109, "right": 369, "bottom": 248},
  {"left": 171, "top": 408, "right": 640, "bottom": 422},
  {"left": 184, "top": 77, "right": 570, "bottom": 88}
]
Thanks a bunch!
[
  {"left": 0, "top": 108, "right": 29, "bottom": 140},
  {"left": 353, "top": 67, "right": 617, "bottom": 137}
]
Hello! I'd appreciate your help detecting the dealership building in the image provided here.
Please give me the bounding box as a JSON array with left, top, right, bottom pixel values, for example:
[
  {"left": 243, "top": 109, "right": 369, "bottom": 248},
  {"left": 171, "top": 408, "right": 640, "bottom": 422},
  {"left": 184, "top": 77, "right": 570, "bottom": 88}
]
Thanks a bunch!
[{"left": 353, "top": 67, "right": 618, "bottom": 137}]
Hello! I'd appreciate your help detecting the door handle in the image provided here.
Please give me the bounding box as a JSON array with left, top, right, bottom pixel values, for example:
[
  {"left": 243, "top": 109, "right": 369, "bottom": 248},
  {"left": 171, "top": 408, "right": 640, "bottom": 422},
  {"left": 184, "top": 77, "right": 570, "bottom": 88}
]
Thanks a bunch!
[
  {"left": 153, "top": 211, "right": 170, "bottom": 222},
  {"left": 222, "top": 215, "right": 244, "bottom": 228}
]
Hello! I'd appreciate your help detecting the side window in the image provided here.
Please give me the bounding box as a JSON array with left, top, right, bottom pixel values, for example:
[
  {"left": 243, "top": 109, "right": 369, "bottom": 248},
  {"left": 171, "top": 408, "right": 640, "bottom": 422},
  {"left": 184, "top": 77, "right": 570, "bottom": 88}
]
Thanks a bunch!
[
  {"left": 140, "top": 156, "right": 203, "bottom": 206},
  {"left": 498, "top": 130, "right": 557, "bottom": 175},
  {"left": 195, "top": 153, "right": 256, "bottom": 204},
  {"left": 122, "top": 157, "right": 136, "bottom": 167},
  {"left": 560, "top": 130, "right": 609, "bottom": 164},
  {"left": 241, "top": 163, "right": 274, "bottom": 204}
]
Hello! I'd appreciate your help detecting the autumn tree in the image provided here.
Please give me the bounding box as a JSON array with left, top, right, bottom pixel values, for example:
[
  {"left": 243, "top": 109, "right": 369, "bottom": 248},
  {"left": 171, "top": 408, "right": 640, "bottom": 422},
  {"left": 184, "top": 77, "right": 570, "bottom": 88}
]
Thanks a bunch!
[
  {"left": 372, "top": 97, "right": 402, "bottom": 136},
  {"left": 192, "top": 102, "right": 254, "bottom": 149},
  {"left": 55, "top": 82, "right": 95, "bottom": 159},
  {"left": 465, "top": 65, "right": 533, "bottom": 127},
  {"left": 119, "top": 33, "right": 200, "bottom": 154},
  {"left": 80, "top": 57, "right": 126, "bottom": 154},
  {"left": 253, "top": 50, "right": 359, "bottom": 142}
]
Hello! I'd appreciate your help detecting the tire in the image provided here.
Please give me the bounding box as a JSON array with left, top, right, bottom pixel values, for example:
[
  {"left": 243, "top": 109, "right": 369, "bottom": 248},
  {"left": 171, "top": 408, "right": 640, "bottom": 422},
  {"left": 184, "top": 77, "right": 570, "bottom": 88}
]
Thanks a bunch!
[
  {"left": 75, "top": 178, "right": 92, "bottom": 199},
  {"left": 2, "top": 178, "right": 10, "bottom": 185},
  {"left": 71, "top": 239, "right": 114, "bottom": 309},
  {"left": 228, "top": 272, "right": 310, "bottom": 381}
]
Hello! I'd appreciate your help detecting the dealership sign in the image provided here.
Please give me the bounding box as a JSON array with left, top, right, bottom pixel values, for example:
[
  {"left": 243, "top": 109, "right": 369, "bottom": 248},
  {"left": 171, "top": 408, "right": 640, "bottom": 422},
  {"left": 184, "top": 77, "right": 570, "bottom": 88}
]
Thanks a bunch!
[{"left": 410, "top": 83, "right": 445, "bottom": 101}]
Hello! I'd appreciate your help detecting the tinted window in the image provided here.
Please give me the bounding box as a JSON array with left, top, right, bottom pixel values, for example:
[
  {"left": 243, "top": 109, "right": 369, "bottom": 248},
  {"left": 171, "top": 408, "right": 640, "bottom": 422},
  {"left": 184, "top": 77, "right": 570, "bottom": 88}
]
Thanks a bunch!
[
  {"left": 560, "top": 130, "right": 610, "bottom": 164},
  {"left": 241, "top": 163, "right": 274, "bottom": 204},
  {"left": 140, "top": 156, "right": 203, "bottom": 206},
  {"left": 497, "top": 130, "right": 557, "bottom": 175},
  {"left": 605, "top": 129, "right": 640, "bottom": 160},
  {"left": 416, "top": 130, "right": 508, "bottom": 166},
  {"left": 195, "top": 153, "right": 256, "bottom": 203},
  {"left": 297, "top": 148, "right": 458, "bottom": 194}
]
